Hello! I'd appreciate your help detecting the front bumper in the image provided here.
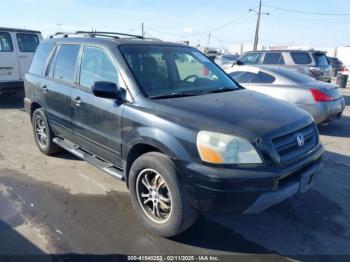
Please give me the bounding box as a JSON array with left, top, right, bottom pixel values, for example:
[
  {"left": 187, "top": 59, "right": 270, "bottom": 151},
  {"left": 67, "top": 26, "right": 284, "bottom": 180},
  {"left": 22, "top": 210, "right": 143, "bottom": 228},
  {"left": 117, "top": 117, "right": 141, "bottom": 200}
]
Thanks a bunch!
[{"left": 179, "top": 144, "right": 324, "bottom": 214}]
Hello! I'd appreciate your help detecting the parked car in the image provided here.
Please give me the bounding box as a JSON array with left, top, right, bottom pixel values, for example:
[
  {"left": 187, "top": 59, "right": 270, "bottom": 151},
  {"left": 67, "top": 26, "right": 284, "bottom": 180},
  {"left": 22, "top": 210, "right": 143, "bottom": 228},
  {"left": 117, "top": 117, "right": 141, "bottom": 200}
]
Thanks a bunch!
[
  {"left": 226, "top": 65, "right": 345, "bottom": 124},
  {"left": 205, "top": 49, "right": 219, "bottom": 61},
  {"left": 235, "top": 50, "right": 332, "bottom": 83},
  {"left": 25, "top": 31, "right": 323, "bottom": 237},
  {"left": 0, "top": 27, "right": 42, "bottom": 94},
  {"left": 214, "top": 54, "right": 239, "bottom": 69},
  {"left": 328, "top": 56, "right": 345, "bottom": 77}
]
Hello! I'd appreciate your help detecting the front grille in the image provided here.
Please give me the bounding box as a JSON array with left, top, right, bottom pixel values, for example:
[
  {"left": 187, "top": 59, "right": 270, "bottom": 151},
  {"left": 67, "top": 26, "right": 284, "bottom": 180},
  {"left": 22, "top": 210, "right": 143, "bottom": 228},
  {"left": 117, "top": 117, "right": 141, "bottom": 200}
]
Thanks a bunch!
[{"left": 272, "top": 124, "right": 318, "bottom": 167}]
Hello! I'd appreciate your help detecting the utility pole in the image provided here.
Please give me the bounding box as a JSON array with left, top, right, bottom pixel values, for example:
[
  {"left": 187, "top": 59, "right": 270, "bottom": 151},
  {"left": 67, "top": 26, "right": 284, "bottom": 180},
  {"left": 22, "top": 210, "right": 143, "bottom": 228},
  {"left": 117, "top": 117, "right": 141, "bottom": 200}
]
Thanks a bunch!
[
  {"left": 141, "top": 22, "right": 145, "bottom": 38},
  {"left": 207, "top": 33, "right": 211, "bottom": 47},
  {"left": 250, "top": 1, "right": 269, "bottom": 51}
]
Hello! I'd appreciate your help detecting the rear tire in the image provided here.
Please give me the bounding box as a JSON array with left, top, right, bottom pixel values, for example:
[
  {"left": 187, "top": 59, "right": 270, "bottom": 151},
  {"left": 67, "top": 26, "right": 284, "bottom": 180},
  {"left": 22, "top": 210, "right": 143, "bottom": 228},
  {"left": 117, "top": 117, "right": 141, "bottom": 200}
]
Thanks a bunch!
[
  {"left": 129, "top": 152, "right": 198, "bottom": 237},
  {"left": 32, "top": 108, "right": 61, "bottom": 156}
]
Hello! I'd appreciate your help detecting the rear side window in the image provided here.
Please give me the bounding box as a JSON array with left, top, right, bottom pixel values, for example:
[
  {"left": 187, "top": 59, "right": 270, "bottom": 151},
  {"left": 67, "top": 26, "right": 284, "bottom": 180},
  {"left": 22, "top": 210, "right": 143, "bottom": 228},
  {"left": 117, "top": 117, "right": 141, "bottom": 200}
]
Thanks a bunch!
[
  {"left": 290, "top": 52, "right": 312, "bottom": 64},
  {"left": 0, "top": 32, "right": 13, "bottom": 52},
  {"left": 52, "top": 44, "right": 80, "bottom": 83},
  {"left": 16, "top": 33, "right": 39, "bottom": 52},
  {"left": 251, "top": 71, "right": 275, "bottom": 83},
  {"left": 263, "top": 53, "right": 284, "bottom": 65},
  {"left": 79, "top": 46, "right": 118, "bottom": 89},
  {"left": 239, "top": 52, "right": 262, "bottom": 64},
  {"left": 29, "top": 42, "right": 55, "bottom": 76},
  {"left": 312, "top": 53, "right": 329, "bottom": 66},
  {"left": 229, "top": 71, "right": 255, "bottom": 83}
]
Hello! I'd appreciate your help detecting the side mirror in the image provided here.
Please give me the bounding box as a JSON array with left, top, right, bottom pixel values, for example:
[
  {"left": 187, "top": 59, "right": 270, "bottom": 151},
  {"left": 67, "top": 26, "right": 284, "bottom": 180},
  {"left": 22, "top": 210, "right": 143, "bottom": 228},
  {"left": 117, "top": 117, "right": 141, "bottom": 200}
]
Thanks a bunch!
[
  {"left": 236, "top": 60, "right": 243, "bottom": 66},
  {"left": 92, "top": 81, "right": 119, "bottom": 99}
]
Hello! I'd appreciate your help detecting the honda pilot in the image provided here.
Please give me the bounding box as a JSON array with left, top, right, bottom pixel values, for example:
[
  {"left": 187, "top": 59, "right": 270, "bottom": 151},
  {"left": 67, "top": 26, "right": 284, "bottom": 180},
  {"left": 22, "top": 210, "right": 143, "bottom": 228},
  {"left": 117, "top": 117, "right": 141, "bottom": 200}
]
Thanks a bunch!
[{"left": 24, "top": 32, "right": 324, "bottom": 237}]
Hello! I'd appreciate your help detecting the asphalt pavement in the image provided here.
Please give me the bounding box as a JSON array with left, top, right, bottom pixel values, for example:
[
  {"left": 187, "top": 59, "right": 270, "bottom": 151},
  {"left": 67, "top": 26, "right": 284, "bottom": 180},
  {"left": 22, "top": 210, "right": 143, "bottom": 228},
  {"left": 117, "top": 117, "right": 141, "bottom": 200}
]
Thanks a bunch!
[{"left": 0, "top": 86, "right": 350, "bottom": 261}]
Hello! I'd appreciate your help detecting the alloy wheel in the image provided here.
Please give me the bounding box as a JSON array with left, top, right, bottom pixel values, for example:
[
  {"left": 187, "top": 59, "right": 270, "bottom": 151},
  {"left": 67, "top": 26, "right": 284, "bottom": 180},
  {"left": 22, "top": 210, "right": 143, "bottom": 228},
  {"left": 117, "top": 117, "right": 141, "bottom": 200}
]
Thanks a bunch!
[
  {"left": 136, "top": 168, "right": 172, "bottom": 224},
  {"left": 35, "top": 116, "right": 48, "bottom": 148}
]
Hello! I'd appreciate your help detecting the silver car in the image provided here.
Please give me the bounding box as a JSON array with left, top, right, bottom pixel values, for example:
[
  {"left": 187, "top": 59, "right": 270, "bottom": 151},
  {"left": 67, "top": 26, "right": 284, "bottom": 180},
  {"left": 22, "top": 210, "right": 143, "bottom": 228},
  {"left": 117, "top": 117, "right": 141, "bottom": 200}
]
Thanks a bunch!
[
  {"left": 225, "top": 65, "right": 345, "bottom": 124},
  {"left": 235, "top": 50, "right": 332, "bottom": 82}
]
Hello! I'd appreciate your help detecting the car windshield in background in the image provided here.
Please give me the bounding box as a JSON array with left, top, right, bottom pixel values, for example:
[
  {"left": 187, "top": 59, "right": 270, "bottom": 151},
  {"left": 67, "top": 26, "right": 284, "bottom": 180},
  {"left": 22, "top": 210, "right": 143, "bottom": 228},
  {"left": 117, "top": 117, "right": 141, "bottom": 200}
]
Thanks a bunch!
[
  {"left": 239, "top": 52, "right": 262, "bottom": 64},
  {"left": 119, "top": 45, "right": 239, "bottom": 98},
  {"left": 222, "top": 55, "right": 239, "bottom": 61},
  {"left": 313, "top": 53, "right": 329, "bottom": 67}
]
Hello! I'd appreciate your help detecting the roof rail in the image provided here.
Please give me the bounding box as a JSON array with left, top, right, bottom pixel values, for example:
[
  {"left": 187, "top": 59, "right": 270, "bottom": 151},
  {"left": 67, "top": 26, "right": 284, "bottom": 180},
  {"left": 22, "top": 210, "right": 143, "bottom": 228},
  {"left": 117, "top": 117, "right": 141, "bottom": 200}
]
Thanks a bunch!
[
  {"left": 49, "top": 31, "right": 144, "bottom": 39},
  {"left": 76, "top": 31, "right": 144, "bottom": 39},
  {"left": 49, "top": 32, "right": 78, "bottom": 38}
]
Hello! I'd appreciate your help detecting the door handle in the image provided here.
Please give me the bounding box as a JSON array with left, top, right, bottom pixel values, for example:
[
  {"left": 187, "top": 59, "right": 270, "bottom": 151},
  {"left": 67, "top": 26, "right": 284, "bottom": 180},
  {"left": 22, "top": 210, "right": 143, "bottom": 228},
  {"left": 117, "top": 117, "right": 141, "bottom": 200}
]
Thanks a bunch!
[
  {"left": 40, "top": 85, "right": 48, "bottom": 93},
  {"left": 73, "top": 97, "right": 82, "bottom": 106}
]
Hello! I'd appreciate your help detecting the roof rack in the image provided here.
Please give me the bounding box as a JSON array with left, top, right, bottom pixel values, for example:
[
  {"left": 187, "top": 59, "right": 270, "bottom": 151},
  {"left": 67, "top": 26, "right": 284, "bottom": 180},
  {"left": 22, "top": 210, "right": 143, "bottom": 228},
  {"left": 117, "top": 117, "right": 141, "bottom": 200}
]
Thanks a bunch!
[{"left": 49, "top": 31, "right": 144, "bottom": 39}]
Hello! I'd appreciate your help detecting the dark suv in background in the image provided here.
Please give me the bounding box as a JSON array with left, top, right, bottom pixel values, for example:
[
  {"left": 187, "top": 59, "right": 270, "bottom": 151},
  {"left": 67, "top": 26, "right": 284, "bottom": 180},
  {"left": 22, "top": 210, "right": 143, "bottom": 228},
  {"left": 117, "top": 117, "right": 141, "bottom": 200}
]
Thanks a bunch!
[
  {"left": 236, "top": 50, "right": 332, "bottom": 82},
  {"left": 328, "top": 56, "right": 345, "bottom": 77},
  {"left": 24, "top": 32, "right": 324, "bottom": 237}
]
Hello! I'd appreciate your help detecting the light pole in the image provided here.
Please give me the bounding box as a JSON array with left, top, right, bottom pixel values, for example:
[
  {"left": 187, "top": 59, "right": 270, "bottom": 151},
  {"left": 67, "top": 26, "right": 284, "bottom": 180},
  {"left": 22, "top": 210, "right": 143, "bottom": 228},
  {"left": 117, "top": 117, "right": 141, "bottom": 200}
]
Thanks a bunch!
[{"left": 250, "top": 1, "right": 269, "bottom": 51}]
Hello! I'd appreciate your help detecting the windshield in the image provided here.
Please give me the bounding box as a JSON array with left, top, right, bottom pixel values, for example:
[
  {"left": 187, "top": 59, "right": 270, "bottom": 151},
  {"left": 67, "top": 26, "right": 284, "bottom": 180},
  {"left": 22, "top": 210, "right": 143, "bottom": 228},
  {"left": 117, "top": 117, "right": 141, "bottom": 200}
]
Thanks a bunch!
[
  {"left": 222, "top": 55, "right": 239, "bottom": 61},
  {"left": 119, "top": 45, "right": 239, "bottom": 98}
]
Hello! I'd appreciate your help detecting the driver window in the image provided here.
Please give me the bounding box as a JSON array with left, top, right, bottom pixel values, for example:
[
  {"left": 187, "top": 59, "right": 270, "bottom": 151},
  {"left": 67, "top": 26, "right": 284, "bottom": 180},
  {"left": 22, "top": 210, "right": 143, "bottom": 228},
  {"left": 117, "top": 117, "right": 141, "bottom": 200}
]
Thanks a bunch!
[{"left": 79, "top": 46, "right": 119, "bottom": 89}]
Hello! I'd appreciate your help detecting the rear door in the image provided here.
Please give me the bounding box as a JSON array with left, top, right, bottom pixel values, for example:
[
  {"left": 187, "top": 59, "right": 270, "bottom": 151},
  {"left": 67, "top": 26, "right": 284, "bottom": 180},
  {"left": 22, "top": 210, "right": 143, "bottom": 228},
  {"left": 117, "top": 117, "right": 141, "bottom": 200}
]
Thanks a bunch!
[
  {"left": 288, "top": 51, "right": 313, "bottom": 76},
  {"left": 0, "top": 31, "right": 20, "bottom": 81},
  {"left": 44, "top": 43, "right": 81, "bottom": 140},
  {"left": 71, "top": 45, "right": 124, "bottom": 166},
  {"left": 15, "top": 32, "right": 42, "bottom": 80},
  {"left": 262, "top": 52, "right": 285, "bottom": 65}
]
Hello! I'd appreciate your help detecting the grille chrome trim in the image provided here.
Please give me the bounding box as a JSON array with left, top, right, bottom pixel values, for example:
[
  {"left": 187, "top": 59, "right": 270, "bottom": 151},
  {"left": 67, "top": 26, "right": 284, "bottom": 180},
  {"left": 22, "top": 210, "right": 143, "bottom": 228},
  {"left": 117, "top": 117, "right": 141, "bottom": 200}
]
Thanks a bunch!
[{"left": 272, "top": 124, "right": 318, "bottom": 167}]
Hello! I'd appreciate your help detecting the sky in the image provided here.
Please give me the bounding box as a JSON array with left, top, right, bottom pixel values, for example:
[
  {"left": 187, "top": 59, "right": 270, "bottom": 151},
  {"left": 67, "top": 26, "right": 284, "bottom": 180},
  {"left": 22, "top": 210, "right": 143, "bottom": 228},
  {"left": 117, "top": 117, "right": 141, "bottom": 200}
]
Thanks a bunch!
[{"left": 2, "top": 0, "right": 350, "bottom": 48}]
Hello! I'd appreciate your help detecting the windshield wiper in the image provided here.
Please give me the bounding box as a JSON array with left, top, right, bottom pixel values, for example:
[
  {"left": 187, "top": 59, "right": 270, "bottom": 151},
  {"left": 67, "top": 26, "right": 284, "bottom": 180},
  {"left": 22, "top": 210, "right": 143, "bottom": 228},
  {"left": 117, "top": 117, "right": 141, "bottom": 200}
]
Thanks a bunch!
[
  {"left": 149, "top": 91, "right": 204, "bottom": 99},
  {"left": 203, "top": 87, "right": 237, "bottom": 94}
]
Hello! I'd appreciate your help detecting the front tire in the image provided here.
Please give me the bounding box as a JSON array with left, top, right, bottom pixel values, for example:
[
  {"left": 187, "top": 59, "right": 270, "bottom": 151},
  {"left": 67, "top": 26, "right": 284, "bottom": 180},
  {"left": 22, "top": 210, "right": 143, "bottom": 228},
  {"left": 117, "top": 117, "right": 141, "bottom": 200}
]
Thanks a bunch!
[
  {"left": 32, "top": 108, "right": 61, "bottom": 156},
  {"left": 129, "top": 152, "right": 198, "bottom": 237}
]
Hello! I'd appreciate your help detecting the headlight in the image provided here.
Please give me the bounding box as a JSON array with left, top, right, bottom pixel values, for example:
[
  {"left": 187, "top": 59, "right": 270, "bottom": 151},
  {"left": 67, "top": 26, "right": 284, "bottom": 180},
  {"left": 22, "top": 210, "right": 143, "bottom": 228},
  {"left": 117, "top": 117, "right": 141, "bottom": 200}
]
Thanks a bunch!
[{"left": 196, "top": 131, "right": 262, "bottom": 164}]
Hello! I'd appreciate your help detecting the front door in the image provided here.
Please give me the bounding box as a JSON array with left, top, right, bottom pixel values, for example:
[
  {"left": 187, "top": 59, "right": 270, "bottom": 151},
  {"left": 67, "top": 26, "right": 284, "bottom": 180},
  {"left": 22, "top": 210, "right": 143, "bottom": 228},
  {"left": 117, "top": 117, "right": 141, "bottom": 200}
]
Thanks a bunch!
[
  {"left": 0, "top": 32, "right": 20, "bottom": 82},
  {"left": 15, "top": 32, "right": 42, "bottom": 80},
  {"left": 71, "top": 45, "right": 124, "bottom": 167}
]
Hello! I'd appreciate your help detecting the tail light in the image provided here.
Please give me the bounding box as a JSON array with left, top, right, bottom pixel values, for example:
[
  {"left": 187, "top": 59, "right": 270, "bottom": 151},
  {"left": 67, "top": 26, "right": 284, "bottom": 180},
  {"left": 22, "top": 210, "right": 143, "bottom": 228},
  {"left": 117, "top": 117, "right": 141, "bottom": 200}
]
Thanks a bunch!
[
  {"left": 309, "top": 67, "right": 320, "bottom": 76},
  {"left": 311, "top": 89, "right": 334, "bottom": 102}
]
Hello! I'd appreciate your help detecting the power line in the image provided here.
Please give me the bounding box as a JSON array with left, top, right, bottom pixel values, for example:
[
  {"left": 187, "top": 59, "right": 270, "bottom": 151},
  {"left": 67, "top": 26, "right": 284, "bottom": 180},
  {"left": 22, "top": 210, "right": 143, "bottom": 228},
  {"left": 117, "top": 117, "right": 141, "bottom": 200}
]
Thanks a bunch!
[
  {"left": 147, "top": 11, "right": 253, "bottom": 37},
  {"left": 190, "top": 11, "right": 252, "bottom": 36},
  {"left": 264, "top": 4, "right": 350, "bottom": 16}
]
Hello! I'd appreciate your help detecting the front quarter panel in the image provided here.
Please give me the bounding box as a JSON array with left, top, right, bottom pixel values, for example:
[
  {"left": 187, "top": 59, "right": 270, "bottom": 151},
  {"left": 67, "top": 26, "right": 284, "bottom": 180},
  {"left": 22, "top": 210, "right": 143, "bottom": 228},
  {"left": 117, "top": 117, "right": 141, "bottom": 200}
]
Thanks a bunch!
[{"left": 122, "top": 104, "right": 197, "bottom": 162}]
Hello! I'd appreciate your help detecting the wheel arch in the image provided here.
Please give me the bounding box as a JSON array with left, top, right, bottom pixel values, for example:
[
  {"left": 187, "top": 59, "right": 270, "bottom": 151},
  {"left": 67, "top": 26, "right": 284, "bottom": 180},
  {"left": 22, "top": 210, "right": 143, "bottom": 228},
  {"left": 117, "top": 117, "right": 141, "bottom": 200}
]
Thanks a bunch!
[
  {"left": 30, "top": 101, "right": 42, "bottom": 119},
  {"left": 123, "top": 130, "right": 191, "bottom": 188}
]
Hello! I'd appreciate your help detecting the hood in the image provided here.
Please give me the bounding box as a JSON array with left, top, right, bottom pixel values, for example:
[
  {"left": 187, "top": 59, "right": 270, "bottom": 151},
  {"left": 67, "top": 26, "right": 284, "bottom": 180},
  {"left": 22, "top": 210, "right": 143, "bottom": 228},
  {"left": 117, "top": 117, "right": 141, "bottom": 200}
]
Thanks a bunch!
[{"left": 151, "top": 89, "right": 313, "bottom": 141}]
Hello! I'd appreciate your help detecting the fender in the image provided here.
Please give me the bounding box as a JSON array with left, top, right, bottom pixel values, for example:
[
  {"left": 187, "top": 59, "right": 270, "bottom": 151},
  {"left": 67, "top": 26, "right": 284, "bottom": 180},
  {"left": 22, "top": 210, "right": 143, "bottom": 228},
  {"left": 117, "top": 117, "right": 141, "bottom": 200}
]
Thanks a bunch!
[{"left": 123, "top": 126, "right": 193, "bottom": 162}]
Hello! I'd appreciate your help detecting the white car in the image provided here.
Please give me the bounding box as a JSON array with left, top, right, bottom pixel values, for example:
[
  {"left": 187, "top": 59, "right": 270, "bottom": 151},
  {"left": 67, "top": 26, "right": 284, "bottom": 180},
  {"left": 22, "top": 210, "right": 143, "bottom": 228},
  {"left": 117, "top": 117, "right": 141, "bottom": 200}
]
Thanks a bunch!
[{"left": 0, "top": 27, "right": 42, "bottom": 94}]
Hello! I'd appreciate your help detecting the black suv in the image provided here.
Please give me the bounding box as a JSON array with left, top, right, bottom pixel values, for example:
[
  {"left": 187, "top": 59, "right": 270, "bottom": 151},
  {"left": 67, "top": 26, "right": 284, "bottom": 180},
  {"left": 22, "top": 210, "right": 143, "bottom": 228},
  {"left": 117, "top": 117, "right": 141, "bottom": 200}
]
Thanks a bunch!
[{"left": 24, "top": 32, "right": 324, "bottom": 237}]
